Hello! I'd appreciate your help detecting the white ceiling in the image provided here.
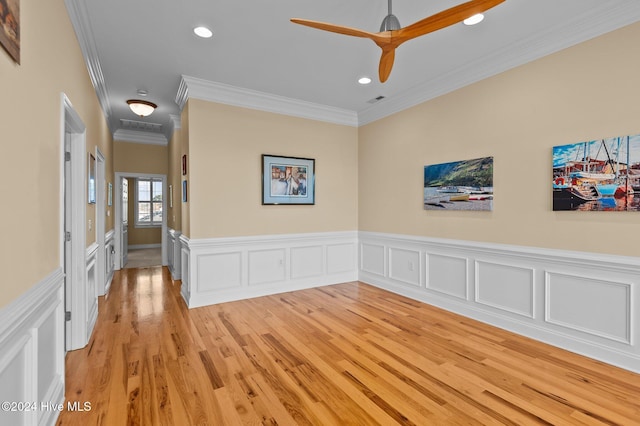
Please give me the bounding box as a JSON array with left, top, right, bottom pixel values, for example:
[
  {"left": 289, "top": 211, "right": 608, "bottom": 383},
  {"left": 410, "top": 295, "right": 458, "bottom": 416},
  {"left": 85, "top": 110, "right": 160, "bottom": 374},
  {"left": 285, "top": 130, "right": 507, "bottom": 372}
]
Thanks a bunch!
[{"left": 65, "top": 0, "right": 640, "bottom": 144}]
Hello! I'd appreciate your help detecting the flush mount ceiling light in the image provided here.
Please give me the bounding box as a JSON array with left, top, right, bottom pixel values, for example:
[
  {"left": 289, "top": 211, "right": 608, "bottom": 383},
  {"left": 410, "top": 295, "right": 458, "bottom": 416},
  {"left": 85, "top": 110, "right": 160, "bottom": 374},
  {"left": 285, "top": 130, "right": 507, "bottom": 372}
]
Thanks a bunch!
[
  {"left": 127, "top": 99, "right": 157, "bottom": 117},
  {"left": 463, "top": 13, "right": 485, "bottom": 25},
  {"left": 358, "top": 76, "right": 372, "bottom": 85},
  {"left": 194, "top": 26, "right": 213, "bottom": 38}
]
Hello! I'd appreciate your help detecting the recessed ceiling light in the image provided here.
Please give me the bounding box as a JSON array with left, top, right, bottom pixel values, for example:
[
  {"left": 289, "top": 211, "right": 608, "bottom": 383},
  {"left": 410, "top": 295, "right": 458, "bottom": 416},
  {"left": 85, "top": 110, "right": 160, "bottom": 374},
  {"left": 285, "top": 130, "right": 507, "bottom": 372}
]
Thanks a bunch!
[
  {"left": 463, "top": 14, "right": 484, "bottom": 26},
  {"left": 194, "top": 26, "right": 213, "bottom": 38},
  {"left": 358, "top": 76, "right": 372, "bottom": 85}
]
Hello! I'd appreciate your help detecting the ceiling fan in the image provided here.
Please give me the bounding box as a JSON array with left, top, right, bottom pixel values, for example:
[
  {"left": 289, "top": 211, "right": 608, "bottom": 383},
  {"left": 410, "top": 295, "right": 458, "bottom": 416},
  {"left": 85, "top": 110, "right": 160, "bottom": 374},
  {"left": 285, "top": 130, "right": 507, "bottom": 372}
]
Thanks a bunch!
[{"left": 291, "top": 0, "right": 506, "bottom": 83}]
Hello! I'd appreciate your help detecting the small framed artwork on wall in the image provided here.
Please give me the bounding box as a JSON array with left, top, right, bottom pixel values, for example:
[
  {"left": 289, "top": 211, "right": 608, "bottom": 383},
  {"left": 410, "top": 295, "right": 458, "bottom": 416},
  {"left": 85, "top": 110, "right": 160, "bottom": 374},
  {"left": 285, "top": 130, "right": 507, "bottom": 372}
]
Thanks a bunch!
[
  {"left": 262, "top": 154, "right": 315, "bottom": 205},
  {"left": 182, "top": 180, "right": 187, "bottom": 202},
  {"left": 88, "top": 153, "right": 96, "bottom": 204},
  {"left": 182, "top": 155, "right": 187, "bottom": 175}
]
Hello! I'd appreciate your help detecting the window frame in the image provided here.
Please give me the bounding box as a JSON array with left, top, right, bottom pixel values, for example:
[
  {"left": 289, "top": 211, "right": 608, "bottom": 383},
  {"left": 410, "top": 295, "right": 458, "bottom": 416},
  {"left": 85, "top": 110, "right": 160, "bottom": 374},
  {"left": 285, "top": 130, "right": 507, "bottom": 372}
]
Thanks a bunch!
[{"left": 134, "top": 177, "right": 163, "bottom": 228}]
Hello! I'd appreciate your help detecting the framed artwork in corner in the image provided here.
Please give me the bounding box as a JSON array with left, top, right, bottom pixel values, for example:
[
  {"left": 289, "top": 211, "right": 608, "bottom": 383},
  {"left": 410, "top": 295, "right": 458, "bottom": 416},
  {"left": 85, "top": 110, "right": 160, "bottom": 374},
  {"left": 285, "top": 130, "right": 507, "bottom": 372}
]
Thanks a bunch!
[
  {"left": 108, "top": 182, "right": 113, "bottom": 206},
  {"left": 262, "top": 154, "right": 315, "bottom": 205},
  {"left": 0, "top": 0, "right": 19, "bottom": 64},
  {"left": 169, "top": 184, "right": 173, "bottom": 208},
  {"left": 182, "top": 154, "right": 187, "bottom": 175}
]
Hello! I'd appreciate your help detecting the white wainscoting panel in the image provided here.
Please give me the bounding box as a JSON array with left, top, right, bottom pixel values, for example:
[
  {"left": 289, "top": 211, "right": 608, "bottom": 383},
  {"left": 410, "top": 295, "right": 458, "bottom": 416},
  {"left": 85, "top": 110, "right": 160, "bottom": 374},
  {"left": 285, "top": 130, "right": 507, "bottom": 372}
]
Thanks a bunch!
[
  {"left": 199, "top": 252, "right": 242, "bottom": 291},
  {"left": 358, "top": 231, "right": 640, "bottom": 373},
  {"left": 327, "top": 243, "right": 356, "bottom": 274},
  {"left": 248, "top": 249, "right": 286, "bottom": 286},
  {"left": 182, "top": 232, "right": 358, "bottom": 308},
  {"left": 86, "top": 243, "right": 99, "bottom": 344},
  {"left": 389, "top": 247, "right": 421, "bottom": 287},
  {"left": 105, "top": 230, "right": 115, "bottom": 295},
  {"left": 545, "top": 271, "right": 632, "bottom": 344},
  {"left": 360, "top": 243, "right": 385, "bottom": 277},
  {"left": 168, "top": 229, "right": 182, "bottom": 280},
  {"left": 475, "top": 261, "right": 535, "bottom": 318},
  {"left": 291, "top": 246, "right": 324, "bottom": 280},
  {"left": 426, "top": 254, "right": 468, "bottom": 300},
  {"left": 0, "top": 269, "right": 65, "bottom": 426},
  {"left": 180, "top": 235, "right": 190, "bottom": 303}
]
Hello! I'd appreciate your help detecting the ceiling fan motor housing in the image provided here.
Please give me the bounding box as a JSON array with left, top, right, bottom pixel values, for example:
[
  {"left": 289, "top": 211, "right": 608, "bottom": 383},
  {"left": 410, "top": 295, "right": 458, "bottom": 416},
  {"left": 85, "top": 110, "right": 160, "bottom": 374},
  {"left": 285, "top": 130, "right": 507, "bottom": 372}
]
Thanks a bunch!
[{"left": 380, "top": 14, "right": 401, "bottom": 31}]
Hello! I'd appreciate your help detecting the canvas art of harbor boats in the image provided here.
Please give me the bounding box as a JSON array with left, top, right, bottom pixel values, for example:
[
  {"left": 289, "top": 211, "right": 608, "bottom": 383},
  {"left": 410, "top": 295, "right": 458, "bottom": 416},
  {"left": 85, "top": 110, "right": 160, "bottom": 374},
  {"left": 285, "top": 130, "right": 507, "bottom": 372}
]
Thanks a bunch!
[
  {"left": 553, "top": 134, "right": 640, "bottom": 211},
  {"left": 424, "top": 157, "right": 493, "bottom": 211}
]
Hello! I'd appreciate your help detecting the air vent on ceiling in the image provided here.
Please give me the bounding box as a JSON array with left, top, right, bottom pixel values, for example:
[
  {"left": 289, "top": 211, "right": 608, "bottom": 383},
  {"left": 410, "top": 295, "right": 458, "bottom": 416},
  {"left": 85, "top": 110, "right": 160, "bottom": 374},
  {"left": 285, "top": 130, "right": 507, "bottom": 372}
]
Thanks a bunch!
[
  {"left": 120, "top": 119, "right": 164, "bottom": 133},
  {"left": 367, "top": 95, "right": 385, "bottom": 104}
]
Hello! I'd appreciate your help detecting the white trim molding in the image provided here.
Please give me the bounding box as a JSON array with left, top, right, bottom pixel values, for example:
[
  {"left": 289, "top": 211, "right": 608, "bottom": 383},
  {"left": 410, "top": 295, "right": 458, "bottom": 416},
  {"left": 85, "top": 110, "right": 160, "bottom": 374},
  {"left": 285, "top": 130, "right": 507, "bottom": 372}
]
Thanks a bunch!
[
  {"left": 113, "top": 129, "right": 168, "bottom": 146},
  {"left": 128, "top": 244, "right": 162, "bottom": 250},
  {"left": 180, "top": 231, "right": 358, "bottom": 308},
  {"left": 105, "top": 230, "right": 115, "bottom": 295},
  {"left": 358, "top": 231, "right": 640, "bottom": 373},
  {"left": 177, "top": 75, "right": 358, "bottom": 127},
  {"left": 0, "top": 269, "right": 65, "bottom": 426},
  {"left": 168, "top": 229, "right": 182, "bottom": 280}
]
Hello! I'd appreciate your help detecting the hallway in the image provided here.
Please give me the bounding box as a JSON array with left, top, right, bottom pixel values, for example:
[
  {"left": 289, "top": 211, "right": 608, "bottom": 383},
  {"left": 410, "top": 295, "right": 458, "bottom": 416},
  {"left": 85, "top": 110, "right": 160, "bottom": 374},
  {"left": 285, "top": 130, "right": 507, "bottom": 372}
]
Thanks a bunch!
[
  {"left": 56, "top": 268, "right": 640, "bottom": 425},
  {"left": 124, "top": 247, "right": 162, "bottom": 269}
]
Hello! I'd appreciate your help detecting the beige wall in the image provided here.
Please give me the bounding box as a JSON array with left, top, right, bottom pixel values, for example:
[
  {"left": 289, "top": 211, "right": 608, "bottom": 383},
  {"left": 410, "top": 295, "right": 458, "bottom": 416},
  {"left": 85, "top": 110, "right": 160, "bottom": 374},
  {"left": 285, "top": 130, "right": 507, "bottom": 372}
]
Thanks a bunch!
[
  {"left": 168, "top": 125, "right": 183, "bottom": 232},
  {"left": 359, "top": 23, "right": 640, "bottom": 257},
  {"left": 114, "top": 141, "right": 168, "bottom": 175},
  {"left": 179, "top": 102, "right": 191, "bottom": 237},
  {"left": 0, "top": 0, "right": 111, "bottom": 308},
  {"left": 185, "top": 100, "right": 358, "bottom": 239}
]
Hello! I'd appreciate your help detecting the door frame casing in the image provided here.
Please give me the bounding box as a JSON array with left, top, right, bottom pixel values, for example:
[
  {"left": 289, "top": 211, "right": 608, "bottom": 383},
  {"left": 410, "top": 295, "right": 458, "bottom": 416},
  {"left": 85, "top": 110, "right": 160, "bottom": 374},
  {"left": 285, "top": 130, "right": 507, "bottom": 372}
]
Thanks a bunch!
[
  {"left": 114, "top": 172, "right": 168, "bottom": 270},
  {"left": 60, "top": 94, "right": 89, "bottom": 352},
  {"left": 95, "top": 148, "right": 106, "bottom": 296}
]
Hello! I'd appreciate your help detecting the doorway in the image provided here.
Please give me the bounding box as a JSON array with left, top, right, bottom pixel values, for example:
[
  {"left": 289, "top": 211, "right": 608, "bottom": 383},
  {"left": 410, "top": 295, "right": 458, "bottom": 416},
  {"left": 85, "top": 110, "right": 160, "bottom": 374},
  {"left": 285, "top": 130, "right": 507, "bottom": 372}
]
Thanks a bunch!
[
  {"left": 61, "top": 94, "right": 97, "bottom": 351},
  {"left": 114, "top": 172, "right": 168, "bottom": 271}
]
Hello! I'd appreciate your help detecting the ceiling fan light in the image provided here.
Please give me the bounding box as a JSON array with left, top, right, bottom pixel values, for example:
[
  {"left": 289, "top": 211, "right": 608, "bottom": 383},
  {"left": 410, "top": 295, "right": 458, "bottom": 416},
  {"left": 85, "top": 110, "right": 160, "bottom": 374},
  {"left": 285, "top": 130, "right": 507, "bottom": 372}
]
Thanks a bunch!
[
  {"left": 194, "top": 26, "right": 213, "bottom": 38},
  {"left": 127, "top": 99, "right": 157, "bottom": 117},
  {"left": 463, "top": 13, "right": 484, "bottom": 26}
]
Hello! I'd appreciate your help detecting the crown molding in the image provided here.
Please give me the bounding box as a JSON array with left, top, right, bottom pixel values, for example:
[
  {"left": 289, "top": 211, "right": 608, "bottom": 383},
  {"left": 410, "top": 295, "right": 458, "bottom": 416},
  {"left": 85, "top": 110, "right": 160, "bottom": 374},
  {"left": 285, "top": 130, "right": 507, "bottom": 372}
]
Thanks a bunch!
[
  {"left": 169, "top": 114, "right": 181, "bottom": 131},
  {"left": 178, "top": 75, "right": 359, "bottom": 127},
  {"left": 113, "top": 129, "right": 168, "bottom": 146},
  {"left": 358, "top": 1, "right": 640, "bottom": 125},
  {"left": 64, "top": 0, "right": 113, "bottom": 128}
]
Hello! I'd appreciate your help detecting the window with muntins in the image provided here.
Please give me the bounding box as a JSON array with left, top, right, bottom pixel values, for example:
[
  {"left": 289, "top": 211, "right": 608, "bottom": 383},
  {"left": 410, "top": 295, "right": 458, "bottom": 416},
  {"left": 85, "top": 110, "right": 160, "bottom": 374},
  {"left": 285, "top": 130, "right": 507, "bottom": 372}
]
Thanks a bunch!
[{"left": 136, "top": 178, "right": 163, "bottom": 226}]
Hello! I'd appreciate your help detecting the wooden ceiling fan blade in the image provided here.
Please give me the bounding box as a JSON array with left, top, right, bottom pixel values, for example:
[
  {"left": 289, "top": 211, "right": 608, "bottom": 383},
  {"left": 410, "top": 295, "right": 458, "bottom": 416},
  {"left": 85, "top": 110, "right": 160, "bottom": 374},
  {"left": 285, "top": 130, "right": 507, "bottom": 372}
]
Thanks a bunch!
[
  {"left": 290, "top": 18, "right": 378, "bottom": 40},
  {"left": 378, "top": 48, "right": 396, "bottom": 83},
  {"left": 398, "top": 0, "right": 505, "bottom": 43}
]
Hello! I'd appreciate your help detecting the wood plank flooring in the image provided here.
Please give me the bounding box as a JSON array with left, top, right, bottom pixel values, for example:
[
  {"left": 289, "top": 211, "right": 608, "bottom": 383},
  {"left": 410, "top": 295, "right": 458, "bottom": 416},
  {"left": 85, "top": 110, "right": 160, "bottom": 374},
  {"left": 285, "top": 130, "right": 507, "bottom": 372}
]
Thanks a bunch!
[{"left": 56, "top": 267, "right": 640, "bottom": 425}]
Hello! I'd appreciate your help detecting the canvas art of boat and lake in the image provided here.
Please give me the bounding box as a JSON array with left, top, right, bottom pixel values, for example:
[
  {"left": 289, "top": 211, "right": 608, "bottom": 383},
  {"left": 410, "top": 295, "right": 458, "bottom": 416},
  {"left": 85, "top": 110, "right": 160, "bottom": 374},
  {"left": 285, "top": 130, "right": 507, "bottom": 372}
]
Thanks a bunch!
[
  {"left": 424, "top": 157, "right": 493, "bottom": 211},
  {"left": 553, "top": 134, "right": 640, "bottom": 211}
]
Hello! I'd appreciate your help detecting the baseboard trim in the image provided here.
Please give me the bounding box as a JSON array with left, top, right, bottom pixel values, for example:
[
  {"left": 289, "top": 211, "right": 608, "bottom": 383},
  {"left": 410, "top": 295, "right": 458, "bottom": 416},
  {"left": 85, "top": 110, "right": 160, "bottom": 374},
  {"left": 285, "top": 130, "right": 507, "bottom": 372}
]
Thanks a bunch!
[{"left": 128, "top": 243, "right": 161, "bottom": 250}]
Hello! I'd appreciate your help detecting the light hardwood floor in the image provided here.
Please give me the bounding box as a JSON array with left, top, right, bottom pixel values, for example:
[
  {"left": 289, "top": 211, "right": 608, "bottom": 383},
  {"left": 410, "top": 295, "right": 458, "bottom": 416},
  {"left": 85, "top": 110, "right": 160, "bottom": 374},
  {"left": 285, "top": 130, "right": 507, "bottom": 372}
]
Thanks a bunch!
[{"left": 56, "top": 267, "right": 640, "bottom": 425}]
